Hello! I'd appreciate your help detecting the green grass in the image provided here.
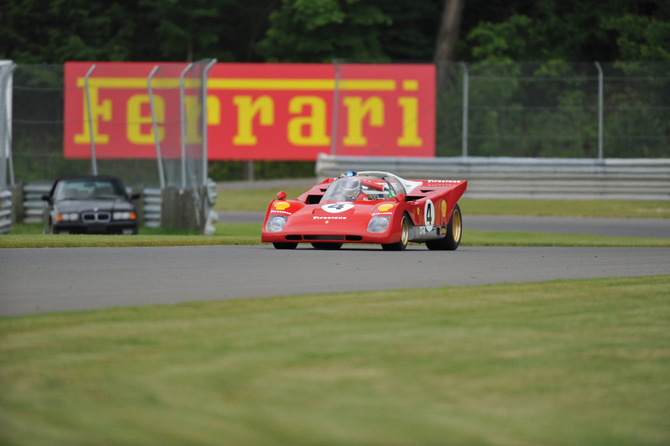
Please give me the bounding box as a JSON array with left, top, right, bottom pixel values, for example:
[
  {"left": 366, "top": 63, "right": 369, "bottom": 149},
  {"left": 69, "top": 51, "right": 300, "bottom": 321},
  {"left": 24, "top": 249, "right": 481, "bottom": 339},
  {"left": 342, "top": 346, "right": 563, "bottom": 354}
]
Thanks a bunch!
[
  {"left": 1, "top": 275, "right": 669, "bottom": 445},
  {"left": 213, "top": 187, "right": 670, "bottom": 218},
  {"left": 3, "top": 224, "right": 670, "bottom": 248}
]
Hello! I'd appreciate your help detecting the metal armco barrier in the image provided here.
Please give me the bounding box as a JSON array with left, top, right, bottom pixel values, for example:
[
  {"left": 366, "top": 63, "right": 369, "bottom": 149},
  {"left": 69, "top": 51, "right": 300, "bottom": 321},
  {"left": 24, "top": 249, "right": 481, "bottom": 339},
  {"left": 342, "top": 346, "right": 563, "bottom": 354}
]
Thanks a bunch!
[
  {"left": 316, "top": 155, "right": 670, "bottom": 200},
  {"left": 8, "top": 183, "right": 163, "bottom": 228},
  {"left": 0, "top": 190, "right": 11, "bottom": 234}
]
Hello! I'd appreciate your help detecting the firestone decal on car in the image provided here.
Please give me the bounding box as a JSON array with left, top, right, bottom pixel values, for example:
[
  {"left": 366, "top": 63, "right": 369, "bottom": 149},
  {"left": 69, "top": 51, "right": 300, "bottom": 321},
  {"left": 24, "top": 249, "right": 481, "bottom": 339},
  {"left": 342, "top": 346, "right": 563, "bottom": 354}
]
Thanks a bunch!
[
  {"left": 427, "top": 180, "right": 463, "bottom": 184},
  {"left": 271, "top": 210, "right": 291, "bottom": 215},
  {"left": 314, "top": 216, "right": 347, "bottom": 220},
  {"left": 372, "top": 212, "right": 393, "bottom": 216},
  {"left": 321, "top": 203, "right": 354, "bottom": 213},
  {"left": 274, "top": 202, "right": 291, "bottom": 210}
]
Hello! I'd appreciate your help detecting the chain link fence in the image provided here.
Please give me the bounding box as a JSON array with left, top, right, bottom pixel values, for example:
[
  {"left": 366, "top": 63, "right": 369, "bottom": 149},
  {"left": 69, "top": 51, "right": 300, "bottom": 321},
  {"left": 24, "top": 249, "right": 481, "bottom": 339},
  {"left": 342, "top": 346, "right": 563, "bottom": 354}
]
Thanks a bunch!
[{"left": 433, "top": 61, "right": 670, "bottom": 159}]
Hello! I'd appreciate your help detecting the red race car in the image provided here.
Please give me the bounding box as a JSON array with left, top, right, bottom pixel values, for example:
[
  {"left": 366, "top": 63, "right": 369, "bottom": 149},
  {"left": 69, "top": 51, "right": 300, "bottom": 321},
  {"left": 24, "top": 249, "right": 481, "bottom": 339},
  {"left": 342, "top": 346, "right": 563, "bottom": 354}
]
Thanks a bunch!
[{"left": 262, "top": 171, "right": 467, "bottom": 251}]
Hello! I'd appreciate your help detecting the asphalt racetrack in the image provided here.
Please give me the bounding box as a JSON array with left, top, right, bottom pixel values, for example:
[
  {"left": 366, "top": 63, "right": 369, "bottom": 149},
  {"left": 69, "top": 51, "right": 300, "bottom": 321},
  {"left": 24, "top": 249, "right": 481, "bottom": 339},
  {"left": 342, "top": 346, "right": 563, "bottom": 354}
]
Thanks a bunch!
[{"left": 2, "top": 245, "right": 669, "bottom": 316}]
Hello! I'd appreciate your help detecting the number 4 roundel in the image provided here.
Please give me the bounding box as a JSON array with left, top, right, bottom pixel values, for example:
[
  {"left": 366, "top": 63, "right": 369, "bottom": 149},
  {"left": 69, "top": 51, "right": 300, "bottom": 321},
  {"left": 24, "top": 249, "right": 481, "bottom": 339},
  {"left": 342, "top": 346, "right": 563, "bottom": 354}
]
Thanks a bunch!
[
  {"left": 424, "top": 199, "right": 434, "bottom": 232},
  {"left": 322, "top": 203, "right": 354, "bottom": 213}
]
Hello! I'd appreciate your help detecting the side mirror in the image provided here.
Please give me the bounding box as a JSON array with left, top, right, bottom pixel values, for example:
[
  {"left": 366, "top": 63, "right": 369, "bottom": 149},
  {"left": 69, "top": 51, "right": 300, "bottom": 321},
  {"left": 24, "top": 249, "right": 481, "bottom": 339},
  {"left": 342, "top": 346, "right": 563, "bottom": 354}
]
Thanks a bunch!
[
  {"left": 41, "top": 194, "right": 51, "bottom": 202},
  {"left": 277, "top": 191, "right": 287, "bottom": 200},
  {"left": 130, "top": 193, "right": 141, "bottom": 200},
  {"left": 394, "top": 193, "right": 405, "bottom": 203}
]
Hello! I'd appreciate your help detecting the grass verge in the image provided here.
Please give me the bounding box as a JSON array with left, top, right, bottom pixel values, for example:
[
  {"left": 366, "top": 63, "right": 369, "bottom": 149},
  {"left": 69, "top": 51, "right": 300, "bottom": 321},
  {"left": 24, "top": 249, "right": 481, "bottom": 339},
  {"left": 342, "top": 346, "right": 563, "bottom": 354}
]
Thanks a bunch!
[
  {"left": 1, "top": 275, "right": 669, "bottom": 445},
  {"left": 3, "top": 224, "right": 670, "bottom": 248},
  {"left": 213, "top": 187, "right": 670, "bottom": 218}
]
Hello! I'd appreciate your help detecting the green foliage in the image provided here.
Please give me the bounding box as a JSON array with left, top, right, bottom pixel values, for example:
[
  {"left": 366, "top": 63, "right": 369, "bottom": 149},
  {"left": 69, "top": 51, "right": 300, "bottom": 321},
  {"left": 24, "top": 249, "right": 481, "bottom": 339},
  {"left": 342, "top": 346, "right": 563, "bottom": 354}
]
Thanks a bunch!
[
  {"left": 603, "top": 15, "right": 670, "bottom": 61},
  {"left": 256, "top": 0, "right": 440, "bottom": 62}
]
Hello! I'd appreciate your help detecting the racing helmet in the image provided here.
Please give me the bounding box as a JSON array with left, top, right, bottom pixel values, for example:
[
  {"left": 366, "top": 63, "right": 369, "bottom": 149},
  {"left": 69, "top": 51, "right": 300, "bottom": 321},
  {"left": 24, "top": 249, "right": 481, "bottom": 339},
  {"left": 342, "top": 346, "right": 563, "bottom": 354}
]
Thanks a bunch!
[{"left": 340, "top": 176, "right": 361, "bottom": 199}]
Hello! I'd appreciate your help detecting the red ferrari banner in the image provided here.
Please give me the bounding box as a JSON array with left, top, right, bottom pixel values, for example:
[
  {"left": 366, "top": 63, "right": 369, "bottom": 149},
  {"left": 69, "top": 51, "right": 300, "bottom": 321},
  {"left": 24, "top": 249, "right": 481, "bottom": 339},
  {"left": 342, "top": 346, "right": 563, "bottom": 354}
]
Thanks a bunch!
[{"left": 64, "top": 62, "right": 435, "bottom": 160}]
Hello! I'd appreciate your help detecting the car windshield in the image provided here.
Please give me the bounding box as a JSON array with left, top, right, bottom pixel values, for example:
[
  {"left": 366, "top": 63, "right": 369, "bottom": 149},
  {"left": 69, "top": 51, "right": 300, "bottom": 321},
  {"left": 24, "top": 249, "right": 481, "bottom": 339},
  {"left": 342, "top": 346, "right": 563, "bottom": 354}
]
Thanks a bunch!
[
  {"left": 54, "top": 179, "right": 127, "bottom": 201},
  {"left": 322, "top": 176, "right": 397, "bottom": 202}
]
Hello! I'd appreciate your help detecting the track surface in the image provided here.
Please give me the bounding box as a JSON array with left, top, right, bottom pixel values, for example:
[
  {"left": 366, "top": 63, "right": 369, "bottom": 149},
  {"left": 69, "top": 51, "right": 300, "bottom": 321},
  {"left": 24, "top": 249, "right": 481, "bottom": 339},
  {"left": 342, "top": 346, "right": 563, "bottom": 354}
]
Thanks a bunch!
[
  {"left": 2, "top": 246, "right": 669, "bottom": 316},
  {"left": 218, "top": 212, "right": 670, "bottom": 238}
]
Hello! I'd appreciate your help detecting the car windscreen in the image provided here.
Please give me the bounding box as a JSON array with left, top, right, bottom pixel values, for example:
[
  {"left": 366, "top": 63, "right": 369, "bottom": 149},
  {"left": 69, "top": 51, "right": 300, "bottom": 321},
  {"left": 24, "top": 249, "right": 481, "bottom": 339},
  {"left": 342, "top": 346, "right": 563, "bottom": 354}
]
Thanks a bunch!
[
  {"left": 322, "top": 177, "right": 395, "bottom": 202},
  {"left": 54, "top": 180, "right": 127, "bottom": 201}
]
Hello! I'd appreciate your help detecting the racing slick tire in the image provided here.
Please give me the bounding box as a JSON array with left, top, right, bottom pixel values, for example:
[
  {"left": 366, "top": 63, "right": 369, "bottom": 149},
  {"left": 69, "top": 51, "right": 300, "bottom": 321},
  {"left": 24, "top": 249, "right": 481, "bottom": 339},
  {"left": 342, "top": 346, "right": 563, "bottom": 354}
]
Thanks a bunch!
[
  {"left": 273, "top": 242, "right": 298, "bottom": 250},
  {"left": 382, "top": 213, "right": 410, "bottom": 251},
  {"left": 311, "top": 242, "right": 343, "bottom": 250},
  {"left": 426, "top": 203, "right": 462, "bottom": 251}
]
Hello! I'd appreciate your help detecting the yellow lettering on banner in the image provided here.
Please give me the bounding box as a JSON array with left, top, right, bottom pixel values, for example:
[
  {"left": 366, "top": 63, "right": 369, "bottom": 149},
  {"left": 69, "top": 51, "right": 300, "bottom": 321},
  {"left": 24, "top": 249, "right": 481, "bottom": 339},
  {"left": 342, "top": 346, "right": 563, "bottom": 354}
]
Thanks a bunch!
[
  {"left": 74, "top": 88, "right": 111, "bottom": 144},
  {"left": 287, "top": 96, "right": 330, "bottom": 146},
  {"left": 185, "top": 96, "right": 202, "bottom": 144},
  {"left": 233, "top": 96, "right": 274, "bottom": 145},
  {"left": 343, "top": 97, "right": 384, "bottom": 146},
  {"left": 397, "top": 97, "right": 423, "bottom": 147},
  {"left": 207, "top": 95, "right": 221, "bottom": 125},
  {"left": 127, "top": 95, "right": 165, "bottom": 144}
]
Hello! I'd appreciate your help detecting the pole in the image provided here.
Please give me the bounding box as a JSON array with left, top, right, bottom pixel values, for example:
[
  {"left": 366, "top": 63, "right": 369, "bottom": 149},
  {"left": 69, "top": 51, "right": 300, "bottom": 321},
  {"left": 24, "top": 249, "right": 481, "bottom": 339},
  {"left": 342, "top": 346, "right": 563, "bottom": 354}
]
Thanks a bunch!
[
  {"left": 179, "top": 63, "right": 193, "bottom": 189},
  {"left": 330, "top": 60, "right": 340, "bottom": 156},
  {"left": 595, "top": 62, "right": 604, "bottom": 160},
  {"left": 0, "top": 65, "right": 8, "bottom": 189},
  {"left": 6, "top": 64, "right": 16, "bottom": 184},
  {"left": 84, "top": 65, "right": 97, "bottom": 175},
  {"left": 201, "top": 59, "right": 217, "bottom": 186},
  {"left": 147, "top": 66, "right": 166, "bottom": 188},
  {"left": 461, "top": 62, "right": 469, "bottom": 158}
]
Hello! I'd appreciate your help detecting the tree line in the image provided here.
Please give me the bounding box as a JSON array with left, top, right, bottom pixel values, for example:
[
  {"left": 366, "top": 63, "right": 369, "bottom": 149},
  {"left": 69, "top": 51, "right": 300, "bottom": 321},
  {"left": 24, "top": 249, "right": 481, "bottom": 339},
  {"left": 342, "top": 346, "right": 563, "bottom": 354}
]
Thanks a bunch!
[{"left": 1, "top": 0, "right": 668, "bottom": 64}]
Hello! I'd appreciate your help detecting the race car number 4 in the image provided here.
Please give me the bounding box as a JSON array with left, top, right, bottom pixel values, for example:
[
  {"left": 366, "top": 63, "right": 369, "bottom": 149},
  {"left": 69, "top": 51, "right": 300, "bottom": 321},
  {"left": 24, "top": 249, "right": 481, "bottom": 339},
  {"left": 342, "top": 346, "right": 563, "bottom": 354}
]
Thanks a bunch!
[{"left": 322, "top": 203, "right": 354, "bottom": 213}]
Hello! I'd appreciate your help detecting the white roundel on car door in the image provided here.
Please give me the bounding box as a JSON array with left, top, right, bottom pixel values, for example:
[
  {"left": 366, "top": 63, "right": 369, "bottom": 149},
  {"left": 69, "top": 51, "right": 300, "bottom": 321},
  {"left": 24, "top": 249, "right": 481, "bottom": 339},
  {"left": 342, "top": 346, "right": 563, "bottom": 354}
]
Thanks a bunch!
[
  {"left": 424, "top": 199, "right": 434, "bottom": 232},
  {"left": 322, "top": 203, "right": 355, "bottom": 213}
]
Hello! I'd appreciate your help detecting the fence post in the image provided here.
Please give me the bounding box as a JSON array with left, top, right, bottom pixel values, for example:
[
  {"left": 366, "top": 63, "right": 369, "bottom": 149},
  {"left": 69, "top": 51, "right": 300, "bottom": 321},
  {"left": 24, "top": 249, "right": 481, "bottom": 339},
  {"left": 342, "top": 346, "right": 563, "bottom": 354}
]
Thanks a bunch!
[
  {"left": 4, "top": 64, "right": 16, "bottom": 185},
  {"left": 179, "top": 63, "right": 193, "bottom": 190},
  {"left": 202, "top": 59, "right": 217, "bottom": 186},
  {"left": 595, "top": 62, "right": 603, "bottom": 160},
  {"left": 461, "top": 62, "right": 469, "bottom": 158},
  {"left": 84, "top": 65, "right": 98, "bottom": 175},
  {"left": 147, "top": 65, "right": 166, "bottom": 189},
  {"left": 330, "top": 60, "right": 340, "bottom": 156}
]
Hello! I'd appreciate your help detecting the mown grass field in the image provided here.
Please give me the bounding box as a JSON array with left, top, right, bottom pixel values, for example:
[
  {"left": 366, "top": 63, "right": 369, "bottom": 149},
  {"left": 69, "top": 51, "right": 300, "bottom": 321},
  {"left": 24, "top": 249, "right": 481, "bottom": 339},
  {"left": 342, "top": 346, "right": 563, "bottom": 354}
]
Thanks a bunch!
[
  {"left": 2, "top": 223, "right": 670, "bottom": 248},
  {"left": 1, "top": 275, "right": 669, "bottom": 445},
  {"left": 213, "top": 187, "right": 670, "bottom": 218}
]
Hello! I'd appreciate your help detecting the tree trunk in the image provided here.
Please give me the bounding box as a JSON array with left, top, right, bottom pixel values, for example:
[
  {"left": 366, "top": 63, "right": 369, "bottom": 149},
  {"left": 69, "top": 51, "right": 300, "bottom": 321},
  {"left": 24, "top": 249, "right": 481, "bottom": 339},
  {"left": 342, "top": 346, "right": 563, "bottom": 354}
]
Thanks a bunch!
[{"left": 434, "top": 0, "right": 464, "bottom": 90}]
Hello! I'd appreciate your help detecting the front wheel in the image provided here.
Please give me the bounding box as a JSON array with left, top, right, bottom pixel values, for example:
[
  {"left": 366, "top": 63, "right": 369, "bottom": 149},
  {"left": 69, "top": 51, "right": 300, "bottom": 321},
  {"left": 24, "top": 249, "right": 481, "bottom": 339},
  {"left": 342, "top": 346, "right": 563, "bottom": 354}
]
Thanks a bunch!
[
  {"left": 311, "top": 242, "right": 343, "bottom": 250},
  {"left": 426, "top": 203, "right": 462, "bottom": 251},
  {"left": 381, "top": 213, "right": 409, "bottom": 251},
  {"left": 273, "top": 242, "right": 298, "bottom": 250}
]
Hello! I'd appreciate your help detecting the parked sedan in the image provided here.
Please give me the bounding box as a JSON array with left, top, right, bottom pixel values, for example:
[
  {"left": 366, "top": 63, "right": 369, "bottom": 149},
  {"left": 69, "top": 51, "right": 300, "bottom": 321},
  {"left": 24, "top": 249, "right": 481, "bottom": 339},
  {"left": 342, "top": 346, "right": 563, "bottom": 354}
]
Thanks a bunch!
[{"left": 42, "top": 176, "right": 140, "bottom": 235}]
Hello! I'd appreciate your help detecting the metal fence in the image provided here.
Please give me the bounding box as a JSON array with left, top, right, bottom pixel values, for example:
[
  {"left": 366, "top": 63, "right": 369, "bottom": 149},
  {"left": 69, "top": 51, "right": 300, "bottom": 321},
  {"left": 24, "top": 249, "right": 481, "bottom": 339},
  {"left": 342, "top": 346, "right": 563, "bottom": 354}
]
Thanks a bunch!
[
  {"left": 4, "top": 61, "right": 218, "bottom": 231},
  {"left": 332, "top": 61, "right": 670, "bottom": 159}
]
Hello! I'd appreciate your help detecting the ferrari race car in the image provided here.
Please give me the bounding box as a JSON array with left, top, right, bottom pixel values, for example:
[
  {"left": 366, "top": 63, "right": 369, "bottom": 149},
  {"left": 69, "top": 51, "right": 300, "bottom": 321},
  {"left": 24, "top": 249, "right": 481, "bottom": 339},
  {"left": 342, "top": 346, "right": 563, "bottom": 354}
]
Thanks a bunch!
[{"left": 261, "top": 171, "right": 467, "bottom": 251}]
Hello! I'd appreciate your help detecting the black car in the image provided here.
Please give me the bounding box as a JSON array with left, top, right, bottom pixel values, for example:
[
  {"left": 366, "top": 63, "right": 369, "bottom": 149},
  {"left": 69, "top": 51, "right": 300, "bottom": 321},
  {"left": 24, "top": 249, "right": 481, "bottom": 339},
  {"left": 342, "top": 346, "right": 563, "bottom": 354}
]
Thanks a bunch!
[{"left": 42, "top": 176, "right": 140, "bottom": 235}]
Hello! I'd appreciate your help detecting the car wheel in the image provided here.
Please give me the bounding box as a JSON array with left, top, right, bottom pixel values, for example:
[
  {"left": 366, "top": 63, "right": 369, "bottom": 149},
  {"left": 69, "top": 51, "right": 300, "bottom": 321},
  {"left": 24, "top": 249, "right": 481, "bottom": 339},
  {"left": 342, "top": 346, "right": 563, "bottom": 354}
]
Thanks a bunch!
[
  {"left": 311, "top": 242, "right": 343, "bottom": 250},
  {"left": 382, "top": 213, "right": 409, "bottom": 251},
  {"left": 426, "top": 204, "right": 462, "bottom": 251},
  {"left": 273, "top": 242, "right": 298, "bottom": 250}
]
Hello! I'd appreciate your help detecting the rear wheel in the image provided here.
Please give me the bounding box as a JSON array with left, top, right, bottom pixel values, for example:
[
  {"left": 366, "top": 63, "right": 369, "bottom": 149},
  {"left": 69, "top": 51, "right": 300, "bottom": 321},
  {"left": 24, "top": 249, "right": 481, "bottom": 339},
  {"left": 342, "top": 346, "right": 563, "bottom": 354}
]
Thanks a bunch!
[
  {"left": 311, "top": 242, "right": 343, "bottom": 250},
  {"left": 273, "top": 242, "right": 298, "bottom": 250},
  {"left": 426, "top": 204, "right": 462, "bottom": 251},
  {"left": 382, "top": 214, "right": 409, "bottom": 251}
]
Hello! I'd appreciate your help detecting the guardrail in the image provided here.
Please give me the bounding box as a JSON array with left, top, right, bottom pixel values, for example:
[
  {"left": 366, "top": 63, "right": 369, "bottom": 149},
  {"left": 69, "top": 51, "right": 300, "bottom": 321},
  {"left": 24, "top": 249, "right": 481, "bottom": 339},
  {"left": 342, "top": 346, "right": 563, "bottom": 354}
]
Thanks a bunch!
[
  {"left": 316, "top": 155, "right": 670, "bottom": 200},
  {"left": 0, "top": 189, "right": 11, "bottom": 234},
  {"left": 7, "top": 183, "right": 164, "bottom": 229}
]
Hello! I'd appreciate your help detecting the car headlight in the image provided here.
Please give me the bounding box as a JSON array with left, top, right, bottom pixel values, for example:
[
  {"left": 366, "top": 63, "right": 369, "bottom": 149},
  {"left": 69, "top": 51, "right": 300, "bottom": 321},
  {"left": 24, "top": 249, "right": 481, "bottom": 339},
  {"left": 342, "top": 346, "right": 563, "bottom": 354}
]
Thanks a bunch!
[
  {"left": 113, "top": 212, "right": 136, "bottom": 220},
  {"left": 59, "top": 213, "right": 79, "bottom": 222},
  {"left": 266, "top": 215, "right": 287, "bottom": 232},
  {"left": 367, "top": 216, "right": 390, "bottom": 233}
]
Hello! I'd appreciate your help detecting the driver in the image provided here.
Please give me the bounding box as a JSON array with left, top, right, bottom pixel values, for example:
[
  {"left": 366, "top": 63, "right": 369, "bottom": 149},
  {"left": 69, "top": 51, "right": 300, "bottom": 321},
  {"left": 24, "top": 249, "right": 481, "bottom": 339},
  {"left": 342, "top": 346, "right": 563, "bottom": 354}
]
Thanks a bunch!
[{"left": 336, "top": 176, "right": 368, "bottom": 201}]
